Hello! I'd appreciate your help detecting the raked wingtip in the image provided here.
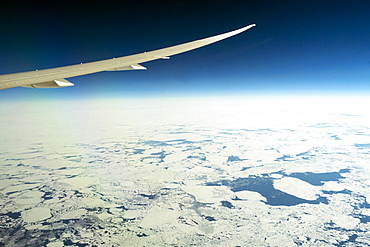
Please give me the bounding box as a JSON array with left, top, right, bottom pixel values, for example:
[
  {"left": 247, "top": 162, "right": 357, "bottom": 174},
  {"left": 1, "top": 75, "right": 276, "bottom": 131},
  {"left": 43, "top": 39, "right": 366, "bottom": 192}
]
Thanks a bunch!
[
  {"left": 246, "top": 23, "right": 257, "bottom": 29},
  {"left": 235, "top": 23, "right": 256, "bottom": 33}
]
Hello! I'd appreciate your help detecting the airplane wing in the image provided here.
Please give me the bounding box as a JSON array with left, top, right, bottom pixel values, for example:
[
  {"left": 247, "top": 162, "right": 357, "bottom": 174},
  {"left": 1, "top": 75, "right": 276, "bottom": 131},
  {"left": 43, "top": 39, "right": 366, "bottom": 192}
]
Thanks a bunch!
[{"left": 0, "top": 24, "right": 256, "bottom": 90}]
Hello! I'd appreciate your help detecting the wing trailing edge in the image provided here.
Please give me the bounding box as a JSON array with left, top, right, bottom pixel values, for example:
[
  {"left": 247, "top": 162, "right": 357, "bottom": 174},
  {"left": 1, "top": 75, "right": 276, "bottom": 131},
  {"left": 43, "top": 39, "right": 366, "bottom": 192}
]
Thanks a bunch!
[
  {"left": 105, "top": 64, "right": 147, "bottom": 71},
  {"left": 22, "top": 79, "right": 74, "bottom": 88}
]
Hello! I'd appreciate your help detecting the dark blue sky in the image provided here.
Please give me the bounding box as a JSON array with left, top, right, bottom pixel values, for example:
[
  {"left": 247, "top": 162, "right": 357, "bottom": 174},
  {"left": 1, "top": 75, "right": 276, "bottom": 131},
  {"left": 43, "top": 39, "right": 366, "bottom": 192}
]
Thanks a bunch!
[{"left": 0, "top": 0, "right": 369, "bottom": 99}]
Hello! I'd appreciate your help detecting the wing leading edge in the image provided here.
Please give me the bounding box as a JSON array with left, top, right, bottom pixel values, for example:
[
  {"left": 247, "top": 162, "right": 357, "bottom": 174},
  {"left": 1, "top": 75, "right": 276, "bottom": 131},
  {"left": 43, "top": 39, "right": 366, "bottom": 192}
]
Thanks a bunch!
[{"left": 0, "top": 24, "right": 256, "bottom": 90}]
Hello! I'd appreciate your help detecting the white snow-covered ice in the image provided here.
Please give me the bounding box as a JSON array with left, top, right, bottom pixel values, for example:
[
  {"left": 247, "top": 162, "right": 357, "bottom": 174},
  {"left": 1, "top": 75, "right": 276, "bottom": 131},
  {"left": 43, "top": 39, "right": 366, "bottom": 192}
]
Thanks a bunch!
[{"left": 1, "top": 95, "right": 370, "bottom": 246}]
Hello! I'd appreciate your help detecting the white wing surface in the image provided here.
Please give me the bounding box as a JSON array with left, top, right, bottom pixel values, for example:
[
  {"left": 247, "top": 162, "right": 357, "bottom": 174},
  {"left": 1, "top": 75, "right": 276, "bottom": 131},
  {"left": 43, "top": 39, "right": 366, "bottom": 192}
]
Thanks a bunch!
[{"left": 0, "top": 24, "right": 256, "bottom": 90}]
